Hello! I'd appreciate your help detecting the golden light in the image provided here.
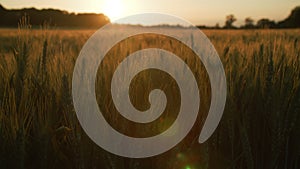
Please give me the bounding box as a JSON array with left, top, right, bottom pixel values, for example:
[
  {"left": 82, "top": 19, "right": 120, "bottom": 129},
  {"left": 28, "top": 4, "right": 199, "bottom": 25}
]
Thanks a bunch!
[{"left": 102, "top": 0, "right": 125, "bottom": 21}]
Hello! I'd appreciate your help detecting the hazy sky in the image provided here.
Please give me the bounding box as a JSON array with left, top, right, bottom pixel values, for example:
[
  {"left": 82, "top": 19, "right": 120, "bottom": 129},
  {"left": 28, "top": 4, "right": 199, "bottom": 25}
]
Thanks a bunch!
[{"left": 1, "top": 0, "right": 299, "bottom": 26}]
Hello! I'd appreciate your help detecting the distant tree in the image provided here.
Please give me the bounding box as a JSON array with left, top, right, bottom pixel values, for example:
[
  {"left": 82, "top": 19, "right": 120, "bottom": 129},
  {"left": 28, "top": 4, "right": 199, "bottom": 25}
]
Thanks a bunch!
[
  {"left": 224, "top": 14, "right": 237, "bottom": 29},
  {"left": 278, "top": 6, "right": 300, "bottom": 28},
  {"left": 0, "top": 4, "right": 4, "bottom": 10},
  {"left": 215, "top": 23, "right": 220, "bottom": 29},
  {"left": 244, "top": 17, "right": 255, "bottom": 29},
  {"left": 256, "top": 18, "right": 276, "bottom": 29}
]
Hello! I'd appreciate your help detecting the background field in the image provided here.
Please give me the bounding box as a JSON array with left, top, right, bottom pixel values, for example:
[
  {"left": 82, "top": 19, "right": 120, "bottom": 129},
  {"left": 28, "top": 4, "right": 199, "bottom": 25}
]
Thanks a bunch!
[{"left": 0, "top": 25, "right": 299, "bottom": 169}]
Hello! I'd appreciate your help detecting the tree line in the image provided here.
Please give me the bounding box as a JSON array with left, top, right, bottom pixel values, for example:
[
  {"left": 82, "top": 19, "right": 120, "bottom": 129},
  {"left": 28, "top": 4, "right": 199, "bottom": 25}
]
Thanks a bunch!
[
  {"left": 0, "top": 4, "right": 110, "bottom": 29},
  {"left": 199, "top": 6, "right": 300, "bottom": 29},
  {"left": 0, "top": 4, "right": 299, "bottom": 29}
]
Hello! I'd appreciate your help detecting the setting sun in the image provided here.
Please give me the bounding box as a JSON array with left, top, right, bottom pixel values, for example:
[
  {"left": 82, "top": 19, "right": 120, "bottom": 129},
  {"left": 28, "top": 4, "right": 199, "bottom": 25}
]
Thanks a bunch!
[{"left": 102, "top": 0, "right": 125, "bottom": 21}]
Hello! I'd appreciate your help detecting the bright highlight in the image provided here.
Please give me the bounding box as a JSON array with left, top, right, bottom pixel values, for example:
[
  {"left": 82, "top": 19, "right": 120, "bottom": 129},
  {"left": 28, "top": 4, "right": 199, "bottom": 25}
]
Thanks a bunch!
[{"left": 102, "top": 0, "right": 124, "bottom": 21}]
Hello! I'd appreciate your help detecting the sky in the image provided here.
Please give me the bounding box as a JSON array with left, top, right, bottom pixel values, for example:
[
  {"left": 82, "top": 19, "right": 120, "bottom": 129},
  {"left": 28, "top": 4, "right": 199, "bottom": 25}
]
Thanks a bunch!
[{"left": 0, "top": 0, "right": 299, "bottom": 26}]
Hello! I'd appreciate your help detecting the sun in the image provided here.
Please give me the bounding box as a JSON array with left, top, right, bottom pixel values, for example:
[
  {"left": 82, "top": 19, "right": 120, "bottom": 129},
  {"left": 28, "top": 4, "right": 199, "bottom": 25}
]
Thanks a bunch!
[{"left": 102, "top": 0, "right": 124, "bottom": 21}]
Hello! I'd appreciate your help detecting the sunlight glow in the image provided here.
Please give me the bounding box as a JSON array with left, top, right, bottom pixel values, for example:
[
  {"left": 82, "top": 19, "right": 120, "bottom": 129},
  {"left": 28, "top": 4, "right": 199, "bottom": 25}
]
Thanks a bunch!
[
  {"left": 102, "top": 0, "right": 124, "bottom": 21},
  {"left": 0, "top": 0, "right": 298, "bottom": 25},
  {"left": 184, "top": 165, "right": 192, "bottom": 169}
]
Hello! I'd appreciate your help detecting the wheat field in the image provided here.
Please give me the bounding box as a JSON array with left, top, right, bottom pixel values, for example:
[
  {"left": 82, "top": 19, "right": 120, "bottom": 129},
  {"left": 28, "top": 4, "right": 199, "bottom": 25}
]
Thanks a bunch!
[{"left": 0, "top": 21, "right": 299, "bottom": 169}]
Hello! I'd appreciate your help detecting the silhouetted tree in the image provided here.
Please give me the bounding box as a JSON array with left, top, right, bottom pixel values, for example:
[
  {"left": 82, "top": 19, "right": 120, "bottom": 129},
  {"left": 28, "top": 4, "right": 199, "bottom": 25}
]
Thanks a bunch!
[
  {"left": 278, "top": 6, "right": 300, "bottom": 28},
  {"left": 244, "top": 17, "right": 255, "bottom": 29},
  {"left": 224, "top": 14, "right": 237, "bottom": 29},
  {"left": 256, "top": 18, "right": 276, "bottom": 29}
]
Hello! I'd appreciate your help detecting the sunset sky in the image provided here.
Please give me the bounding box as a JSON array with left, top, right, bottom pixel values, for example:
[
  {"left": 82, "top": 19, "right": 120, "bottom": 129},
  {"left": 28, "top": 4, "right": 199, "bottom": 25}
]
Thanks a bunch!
[{"left": 1, "top": 0, "right": 299, "bottom": 26}]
